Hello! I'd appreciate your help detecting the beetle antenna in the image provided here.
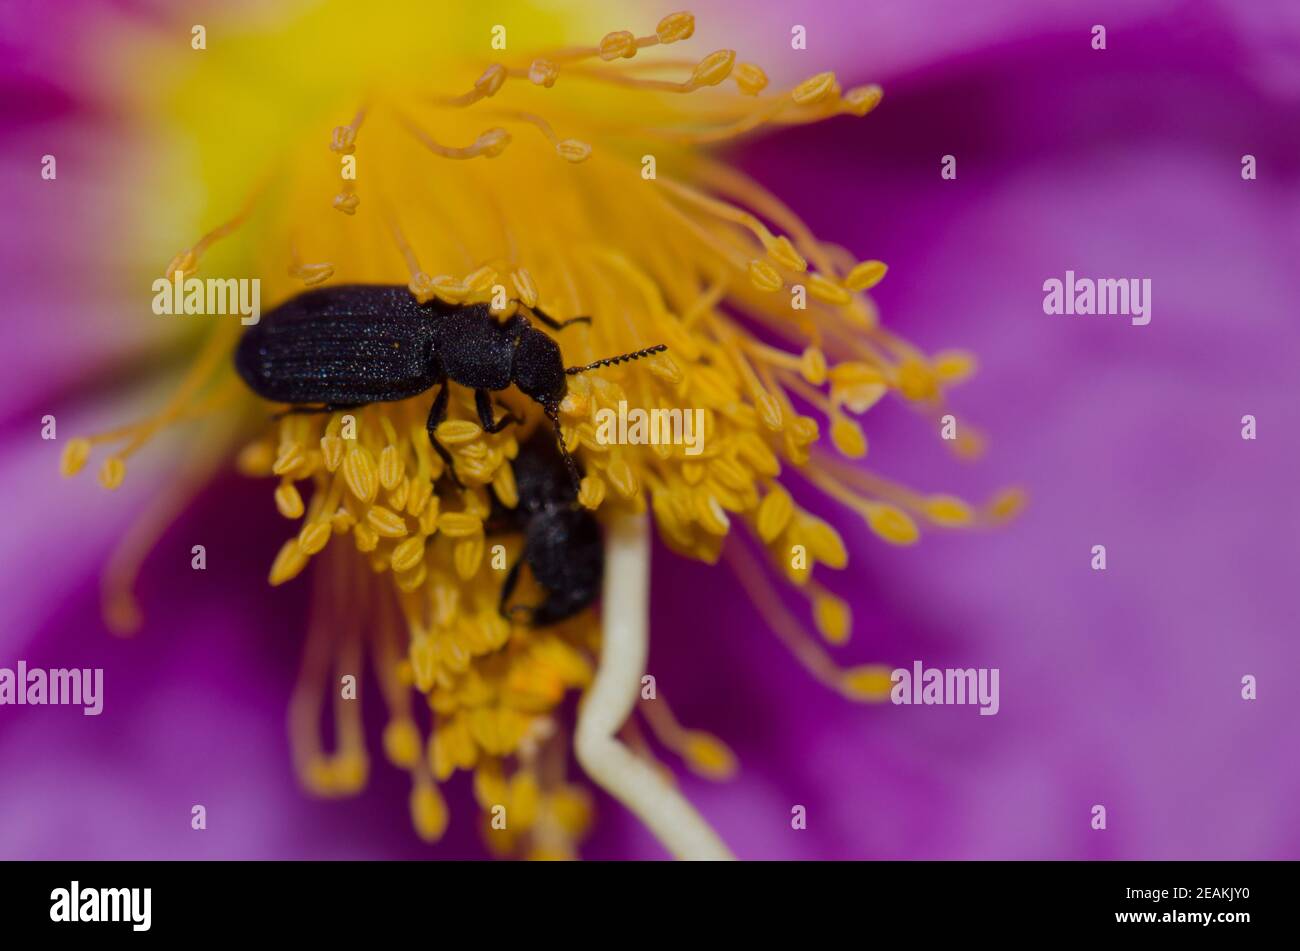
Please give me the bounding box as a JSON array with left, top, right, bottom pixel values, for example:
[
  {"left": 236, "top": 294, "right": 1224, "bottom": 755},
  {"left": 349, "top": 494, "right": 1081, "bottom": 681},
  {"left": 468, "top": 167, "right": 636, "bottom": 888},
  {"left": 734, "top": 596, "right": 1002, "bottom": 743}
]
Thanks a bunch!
[
  {"left": 544, "top": 401, "right": 582, "bottom": 492},
  {"left": 565, "top": 344, "right": 667, "bottom": 375}
]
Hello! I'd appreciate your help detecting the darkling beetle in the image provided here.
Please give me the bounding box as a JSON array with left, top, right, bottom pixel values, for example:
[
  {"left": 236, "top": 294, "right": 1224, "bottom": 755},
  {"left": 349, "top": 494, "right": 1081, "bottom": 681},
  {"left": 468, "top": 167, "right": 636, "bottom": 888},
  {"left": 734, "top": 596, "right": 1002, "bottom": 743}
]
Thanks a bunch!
[
  {"left": 483, "top": 429, "right": 602, "bottom": 626},
  {"left": 234, "top": 284, "right": 666, "bottom": 489}
]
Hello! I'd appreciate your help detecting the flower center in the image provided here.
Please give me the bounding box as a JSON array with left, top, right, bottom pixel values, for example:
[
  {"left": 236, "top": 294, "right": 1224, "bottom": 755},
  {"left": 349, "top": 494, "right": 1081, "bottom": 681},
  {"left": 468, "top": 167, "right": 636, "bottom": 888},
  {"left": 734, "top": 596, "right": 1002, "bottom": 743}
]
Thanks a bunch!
[{"left": 61, "top": 7, "right": 1022, "bottom": 857}]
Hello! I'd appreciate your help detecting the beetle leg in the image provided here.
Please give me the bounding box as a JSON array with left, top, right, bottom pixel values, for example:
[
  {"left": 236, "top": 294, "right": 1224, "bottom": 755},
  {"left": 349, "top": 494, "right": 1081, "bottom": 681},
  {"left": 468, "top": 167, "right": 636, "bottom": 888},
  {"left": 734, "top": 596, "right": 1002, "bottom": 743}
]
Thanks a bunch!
[
  {"left": 499, "top": 543, "right": 555, "bottom": 625},
  {"left": 507, "top": 603, "right": 537, "bottom": 625},
  {"left": 498, "top": 552, "right": 531, "bottom": 621},
  {"left": 528, "top": 306, "right": 591, "bottom": 331},
  {"left": 425, "top": 383, "right": 463, "bottom": 488},
  {"left": 474, "top": 388, "right": 519, "bottom": 434}
]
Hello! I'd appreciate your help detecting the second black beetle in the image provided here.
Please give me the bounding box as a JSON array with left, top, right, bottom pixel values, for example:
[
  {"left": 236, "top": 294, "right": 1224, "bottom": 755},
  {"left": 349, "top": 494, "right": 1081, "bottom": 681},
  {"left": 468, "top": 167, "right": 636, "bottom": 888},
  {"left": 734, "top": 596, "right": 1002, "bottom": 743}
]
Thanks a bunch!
[
  {"left": 483, "top": 429, "right": 603, "bottom": 626},
  {"left": 235, "top": 284, "right": 664, "bottom": 488}
]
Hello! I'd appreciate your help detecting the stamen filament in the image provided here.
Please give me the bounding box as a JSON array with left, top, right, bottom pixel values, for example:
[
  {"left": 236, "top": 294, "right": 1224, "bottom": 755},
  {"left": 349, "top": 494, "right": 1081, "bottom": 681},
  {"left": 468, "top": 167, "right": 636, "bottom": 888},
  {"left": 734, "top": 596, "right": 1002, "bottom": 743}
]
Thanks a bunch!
[{"left": 397, "top": 113, "right": 512, "bottom": 160}]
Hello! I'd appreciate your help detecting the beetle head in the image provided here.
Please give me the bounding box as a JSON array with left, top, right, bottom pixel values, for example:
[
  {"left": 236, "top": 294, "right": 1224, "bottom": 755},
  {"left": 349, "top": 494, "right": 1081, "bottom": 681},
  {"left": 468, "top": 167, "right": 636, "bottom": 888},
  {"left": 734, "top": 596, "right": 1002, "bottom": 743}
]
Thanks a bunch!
[{"left": 512, "top": 324, "right": 568, "bottom": 405}]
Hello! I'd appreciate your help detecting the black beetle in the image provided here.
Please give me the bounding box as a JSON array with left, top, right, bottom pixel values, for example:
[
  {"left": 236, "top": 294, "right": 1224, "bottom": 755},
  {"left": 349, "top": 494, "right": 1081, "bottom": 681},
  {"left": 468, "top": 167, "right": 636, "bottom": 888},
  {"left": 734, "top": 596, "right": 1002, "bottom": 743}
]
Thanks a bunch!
[
  {"left": 484, "top": 429, "right": 603, "bottom": 626},
  {"left": 234, "top": 284, "right": 665, "bottom": 488}
]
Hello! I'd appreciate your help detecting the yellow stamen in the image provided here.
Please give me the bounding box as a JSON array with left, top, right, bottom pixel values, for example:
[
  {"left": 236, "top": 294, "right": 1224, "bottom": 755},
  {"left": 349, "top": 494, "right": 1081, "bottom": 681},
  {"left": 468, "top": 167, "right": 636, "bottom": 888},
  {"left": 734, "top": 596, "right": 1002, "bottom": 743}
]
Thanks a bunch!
[
  {"left": 639, "top": 695, "right": 738, "bottom": 781},
  {"left": 399, "top": 114, "right": 512, "bottom": 160},
  {"left": 63, "top": 6, "right": 1013, "bottom": 859}
]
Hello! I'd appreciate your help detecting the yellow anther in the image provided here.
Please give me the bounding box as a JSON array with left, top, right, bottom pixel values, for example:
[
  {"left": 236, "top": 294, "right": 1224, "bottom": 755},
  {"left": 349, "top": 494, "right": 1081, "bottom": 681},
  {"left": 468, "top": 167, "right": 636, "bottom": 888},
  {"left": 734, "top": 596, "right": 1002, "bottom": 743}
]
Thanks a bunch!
[
  {"left": 605, "top": 454, "right": 639, "bottom": 499},
  {"left": 807, "top": 272, "right": 851, "bottom": 305},
  {"left": 755, "top": 391, "right": 784, "bottom": 430},
  {"left": 507, "top": 770, "right": 542, "bottom": 828},
  {"left": 696, "top": 492, "right": 731, "bottom": 534},
  {"left": 271, "top": 442, "right": 304, "bottom": 477},
  {"left": 989, "top": 487, "right": 1028, "bottom": 521},
  {"left": 709, "top": 456, "right": 751, "bottom": 493},
  {"left": 842, "top": 84, "right": 883, "bottom": 117},
  {"left": 236, "top": 441, "right": 275, "bottom": 476},
  {"left": 332, "top": 753, "right": 369, "bottom": 793},
  {"left": 164, "top": 250, "right": 196, "bottom": 279},
  {"left": 840, "top": 664, "right": 894, "bottom": 701},
  {"left": 932, "top": 350, "right": 978, "bottom": 384},
  {"left": 378, "top": 445, "right": 404, "bottom": 490},
  {"left": 405, "top": 475, "right": 432, "bottom": 517},
  {"left": 802, "top": 518, "right": 848, "bottom": 568},
  {"left": 756, "top": 485, "right": 794, "bottom": 542},
  {"left": 510, "top": 269, "right": 539, "bottom": 309},
  {"left": 366, "top": 505, "right": 409, "bottom": 539},
  {"left": 473, "top": 762, "right": 508, "bottom": 811},
  {"left": 767, "top": 235, "right": 806, "bottom": 272},
  {"left": 329, "top": 125, "right": 356, "bottom": 154},
  {"left": 342, "top": 445, "right": 379, "bottom": 503},
  {"left": 98, "top": 457, "right": 125, "bottom": 490},
  {"left": 748, "top": 259, "right": 783, "bottom": 292},
  {"left": 646, "top": 352, "right": 683, "bottom": 385},
  {"left": 410, "top": 783, "right": 449, "bottom": 843},
  {"left": 292, "top": 262, "right": 334, "bottom": 286},
  {"left": 555, "top": 139, "right": 592, "bottom": 163},
  {"left": 402, "top": 117, "right": 512, "bottom": 161},
  {"left": 319, "top": 435, "right": 344, "bottom": 472},
  {"left": 436, "top": 511, "right": 482, "bottom": 538},
  {"left": 296, "top": 520, "right": 331, "bottom": 556},
  {"left": 799, "top": 346, "right": 827, "bottom": 385},
  {"left": 813, "top": 593, "right": 851, "bottom": 644},
  {"left": 408, "top": 272, "right": 436, "bottom": 303},
  {"left": 474, "top": 63, "right": 507, "bottom": 97},
  {"left": 896, "top": 358, "right": 938, "bottom": 401},
  {"left": 578, "top": 474, "right": 605, "bottom": 510},
  {"left": 382, "top": 719, "right": 422, "bottom": 769},
  {"left": 60, "top": 438, "right": 91, "bottom": 477},
  {"left": 656, "top": 11, "right": 695, "bottom": 44},
  {"left": 268, "top": 538, "right": 308, "bottom": 586},
  {"left": 681, "top": 731, "right": 738, "bottom": 780},
  {"left": 549, "top": 787, "right": 592, "bottom": 838},
  {"left": 790, "top": 414, "right": 820, "bottom": 445},
  {"left": 418, "top": 497, "right": 440, "bottom": 535},
  {"left": 274, "top": 482, "right": 304, "bottom": 519},
  {"left": 491, "top": 460, "right": 518, "bottom": 508},
  {"left": 453, "top": 534, "right": 484, "bottom": 579},
  {"left": 429, "top": 274, "right": 466, "bottom": 302},
  {"left": 473, "top": 128, "right": 511, "bottom": 158},
  {"left": 865, "top": 504, "right": 919, "bottom": 545},
  {"left": 353, "top": 521, "right": 379, "bottom": 553},
  {"left": 435, "top": 420, "right": 482, "bottom": 445},
  {"left": 396, "top": 561, "right": 426, "bottom": 594},
  {"left": 828, "top": 361, "right": 886, "bottom": 386},
  {"left": 529, "top": 58, "right": 559, "bottom": 87},
  {"left": 461, "top": 266, "right": 497, "bottom": 293},
  {"left": 733, "top": 62, "right": 768, "bottom": 95},
  {"left": 332, "top": 192, "right": 359, "bottom": 215},
  {"left": 924, "top": 495, "right": 974, "bottom": 527},
  {"left": 830, "top": 416, "right": 867, "bottom": 458},
  {"left": 689, "top": 49, "right": 736, "bottom": 88},
  {"left": 838, "top": 382, "right": 888, "bottom": 414},
  {"left": 844, "top": 260, "right": 888, "bottom": 291},
  {"left": 599, "top": 30, "right": 638, "bottom": 60},
  {"left": 390, "top": 535, "right": 425, "bottom": 574},
  {"left": 792, "top": 71, "right": 840, "bottom": 106}
]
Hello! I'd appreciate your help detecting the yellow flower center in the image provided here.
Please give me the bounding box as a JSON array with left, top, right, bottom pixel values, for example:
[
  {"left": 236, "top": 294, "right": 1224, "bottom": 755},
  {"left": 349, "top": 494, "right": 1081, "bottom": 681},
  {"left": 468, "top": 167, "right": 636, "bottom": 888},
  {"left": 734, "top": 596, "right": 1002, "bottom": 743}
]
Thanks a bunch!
[{"left": 60, "top": 4, "right": 1022, "bottom": 858}]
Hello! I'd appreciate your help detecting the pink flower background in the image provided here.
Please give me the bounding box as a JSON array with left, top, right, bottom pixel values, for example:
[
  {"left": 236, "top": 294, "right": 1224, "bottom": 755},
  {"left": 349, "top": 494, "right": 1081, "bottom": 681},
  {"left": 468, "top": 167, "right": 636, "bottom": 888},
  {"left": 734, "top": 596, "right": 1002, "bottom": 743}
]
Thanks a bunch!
[{"left": 2, "top": 0, "right": 1298, "bottom": 858}]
